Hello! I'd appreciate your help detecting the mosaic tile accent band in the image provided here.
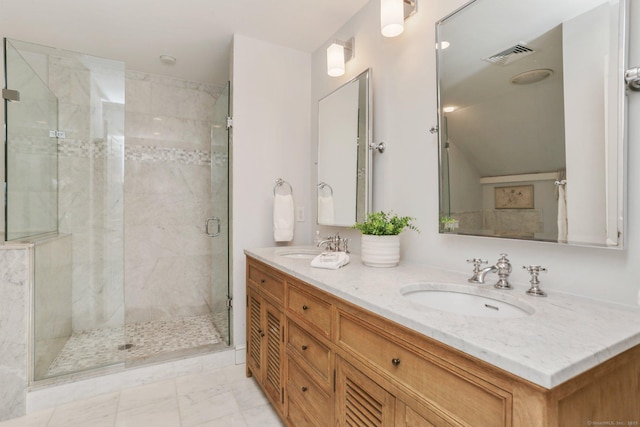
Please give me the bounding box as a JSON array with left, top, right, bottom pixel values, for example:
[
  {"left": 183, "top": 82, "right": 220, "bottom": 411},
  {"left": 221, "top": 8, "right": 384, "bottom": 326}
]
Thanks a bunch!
[
  {"left": 55, "top": 139, "right": 229, "bottom": 166},
  {"left": 45, "top": 314, "right": 224, "bottom": 377},
  {"left": 57, "top": 139, "right": 121, "bottom": 159},
  {"left": 125, "top": 144, "right": 212, "bottom": 166}
]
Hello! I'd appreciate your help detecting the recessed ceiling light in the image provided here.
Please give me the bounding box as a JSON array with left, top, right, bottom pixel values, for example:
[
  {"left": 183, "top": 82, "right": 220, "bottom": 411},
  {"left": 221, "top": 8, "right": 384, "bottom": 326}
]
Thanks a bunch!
[
  {"left": 511, "top": 69, "right": 553, "bottom": 85},
  {"left": 437, "top": 41, "right": 450, "bottom": 50},
  {"left": 443, "top": 106, "right": 456, "bottom": 113},
  {"left": 159, "top": 55, "right": 176, "bottom": 65}
]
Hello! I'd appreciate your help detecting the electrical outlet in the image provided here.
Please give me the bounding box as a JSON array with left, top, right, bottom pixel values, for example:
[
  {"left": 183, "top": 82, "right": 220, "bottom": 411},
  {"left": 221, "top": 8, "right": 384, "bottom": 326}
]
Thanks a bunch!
[{"left": 295, "top": 206, "right": 305, "bottom": 222}]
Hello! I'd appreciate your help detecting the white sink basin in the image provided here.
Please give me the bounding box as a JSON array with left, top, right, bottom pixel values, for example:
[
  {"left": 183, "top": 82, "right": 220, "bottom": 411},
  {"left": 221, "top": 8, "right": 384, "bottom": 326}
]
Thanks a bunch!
[
  {"left": 400, "top": 283, "right": 534, "bottom": 319},
  {"left": 276, "top": 247, "right": 321, "bottom": 259}
]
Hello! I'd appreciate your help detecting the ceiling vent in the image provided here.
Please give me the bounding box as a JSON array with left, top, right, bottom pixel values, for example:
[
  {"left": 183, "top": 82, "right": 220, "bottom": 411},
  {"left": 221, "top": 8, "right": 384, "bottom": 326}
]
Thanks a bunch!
[{"left": 483, "top": 43, "right": 535, "bottom": 66}]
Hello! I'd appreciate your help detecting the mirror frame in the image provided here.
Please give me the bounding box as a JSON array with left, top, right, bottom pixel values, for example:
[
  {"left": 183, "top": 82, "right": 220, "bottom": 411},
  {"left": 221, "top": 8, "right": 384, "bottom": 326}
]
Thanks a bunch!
[
  {"left": 317, "top": 68, "right": 373, "bottom": 227},
  {"left": 435, "top": 0, "right": 629, "bottom": 249}
]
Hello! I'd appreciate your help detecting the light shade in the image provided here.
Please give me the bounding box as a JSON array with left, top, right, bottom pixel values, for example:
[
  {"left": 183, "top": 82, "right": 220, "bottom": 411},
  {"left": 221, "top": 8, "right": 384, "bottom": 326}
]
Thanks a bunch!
[
  {"left": 381, "top": 0, "right": 405, "bottom": 37},
  {"left": 327, "top": 43, "right": 346, "bottom": 77}
]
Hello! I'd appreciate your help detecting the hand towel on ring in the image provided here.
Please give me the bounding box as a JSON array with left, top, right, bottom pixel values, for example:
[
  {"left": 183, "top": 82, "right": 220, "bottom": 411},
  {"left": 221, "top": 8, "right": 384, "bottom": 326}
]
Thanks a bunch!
[{"left": 273, "top": 193, "right": 294, "bottom": 242}]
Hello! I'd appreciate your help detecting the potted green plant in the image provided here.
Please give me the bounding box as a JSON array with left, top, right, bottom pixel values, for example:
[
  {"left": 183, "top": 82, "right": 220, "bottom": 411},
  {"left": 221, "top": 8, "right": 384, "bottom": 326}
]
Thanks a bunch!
[
  {"left": 440, "top": 216, "right": 459, "bottom": 232},
  {"left": 353, "top": 211, "right": 418, "bottom": 267}
]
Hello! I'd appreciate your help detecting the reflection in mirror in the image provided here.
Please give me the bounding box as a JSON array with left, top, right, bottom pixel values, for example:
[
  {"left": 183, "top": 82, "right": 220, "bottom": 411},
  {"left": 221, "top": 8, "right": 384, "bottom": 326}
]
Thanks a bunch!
[
  {"left": 436, "top": 0, "right": 627, "bottom": 248},
  {"left": 318, "top": 69, "right": 372, "bottom": 226}
]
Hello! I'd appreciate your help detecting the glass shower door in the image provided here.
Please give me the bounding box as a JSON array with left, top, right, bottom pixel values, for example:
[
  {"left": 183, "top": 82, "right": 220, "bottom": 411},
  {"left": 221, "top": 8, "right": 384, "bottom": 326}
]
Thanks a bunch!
[
  {"left": 4, "top": 38, "right": 59, "bottom": 241},
  {"left": 210, "top": 82, "right": 231, "bottom": 345}
]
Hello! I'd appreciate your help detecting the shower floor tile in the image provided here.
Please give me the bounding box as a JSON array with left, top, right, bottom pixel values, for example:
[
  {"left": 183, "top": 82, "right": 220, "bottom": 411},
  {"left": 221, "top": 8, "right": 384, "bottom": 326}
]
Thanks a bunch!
[{"left": 45, "top": 314, "right": 224, "bottom": 378}]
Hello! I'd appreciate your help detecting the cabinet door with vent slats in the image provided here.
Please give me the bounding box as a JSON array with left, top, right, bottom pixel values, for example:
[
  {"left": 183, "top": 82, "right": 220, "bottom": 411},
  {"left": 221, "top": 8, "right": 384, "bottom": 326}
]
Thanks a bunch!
[
  {"left": 247, "top": 289, "right": 263, "bottom": 379},
  {"left": 263, "top": 300, "right": 284, "bottom": 409},
  {"left": 336, "top": 356, "right": 395, "bottom": 427}
]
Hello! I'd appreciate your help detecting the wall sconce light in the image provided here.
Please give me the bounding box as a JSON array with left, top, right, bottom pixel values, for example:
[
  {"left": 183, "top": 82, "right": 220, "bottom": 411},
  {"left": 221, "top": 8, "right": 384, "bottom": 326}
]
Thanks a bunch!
[
  {"left": 326, "top": 38, "right": 354, "bottom": 77},
  {"left": 381, "top": 0, "right": 417, "bottom": 38}
]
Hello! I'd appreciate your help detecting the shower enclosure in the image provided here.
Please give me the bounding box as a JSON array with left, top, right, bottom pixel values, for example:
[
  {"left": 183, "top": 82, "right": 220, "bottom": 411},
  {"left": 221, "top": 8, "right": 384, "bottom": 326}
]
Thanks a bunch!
[{"left": 3, "top": 38, "right": 231, "bottom": 382}]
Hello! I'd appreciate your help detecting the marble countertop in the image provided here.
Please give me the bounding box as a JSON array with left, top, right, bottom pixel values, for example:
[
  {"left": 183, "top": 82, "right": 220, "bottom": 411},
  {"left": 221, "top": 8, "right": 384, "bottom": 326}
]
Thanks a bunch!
[{"left": 245, "top": 246, "right": 640, "bottom": 389}]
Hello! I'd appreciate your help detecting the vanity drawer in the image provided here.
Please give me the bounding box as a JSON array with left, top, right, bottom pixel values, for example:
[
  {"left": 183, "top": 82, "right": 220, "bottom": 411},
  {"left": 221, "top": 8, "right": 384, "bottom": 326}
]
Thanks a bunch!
[
  {"left": 337, "top": 311, "right": 511, "bottom": 427},
  {"left": 287, "top": 320, "right": 331, "bottom": 387},
  {"left": 247, "top": 260, "right": 284, "bottom": 303},
  {"left": 287, "top": 394, "right": 323, "bottom": 427},
  {"left": 286, "top": 283, "right": 331, "bottom": 337},
  {"left": 286, "top": 358, "right": 332, "bottom": 427}
]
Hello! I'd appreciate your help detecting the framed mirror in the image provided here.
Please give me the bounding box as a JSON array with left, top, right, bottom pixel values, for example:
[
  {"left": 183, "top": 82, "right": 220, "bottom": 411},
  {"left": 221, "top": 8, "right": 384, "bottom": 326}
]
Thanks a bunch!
[
  {"left": 436, "top": 0, "right": 628, "bottom": 248},
  {"left": 317, "top": 69, "right": 372, "bottom": 226}
]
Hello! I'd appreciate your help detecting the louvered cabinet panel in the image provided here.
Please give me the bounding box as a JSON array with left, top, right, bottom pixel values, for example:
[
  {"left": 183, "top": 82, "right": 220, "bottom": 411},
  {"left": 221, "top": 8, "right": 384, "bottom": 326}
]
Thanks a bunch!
[
  {"left": 336, "top": 356, "right": 395, "bottom": 427},
  {"left": 263, "top": 300, "right": 284, "bottom": 410},
  {"left": 246, "top": 283, "right": 285, "bottom": 416},
  {"left": 246, "top": 289, "right": 263, "bottom": 379}
]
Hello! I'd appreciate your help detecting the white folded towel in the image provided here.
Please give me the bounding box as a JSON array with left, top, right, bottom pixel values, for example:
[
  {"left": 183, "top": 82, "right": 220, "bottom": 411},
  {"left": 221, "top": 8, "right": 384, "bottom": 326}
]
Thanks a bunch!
[
  {"left": 318, "top": 195, "right": 335, "bottom": 225},
  {"left": 557, "top": 185, "right": 568, "bottom": 243},
  {"left": 273, "top": 193, "right": 294, "bottom": 242},
  {"left": 310, "top": 252, "right": 350, "bottom": 270}
]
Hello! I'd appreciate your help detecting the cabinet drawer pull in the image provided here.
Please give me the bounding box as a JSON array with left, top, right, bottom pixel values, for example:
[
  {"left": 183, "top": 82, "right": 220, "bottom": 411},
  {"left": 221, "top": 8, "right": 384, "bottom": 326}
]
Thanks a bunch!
[
  {"left": 302, "top": 305, "right": 309, "bottom": 311},
  {"left": 392, "top": 358, "right": 401, "bottom": 366},
  {"left": 301, "top": 386, "right": 308, "bottom": 392},
  {"left": 257, "top": 328, "right": 265, "bottom": 337},
  {"left": 301, "top": 345, "right": 308, "bottom": 351}
]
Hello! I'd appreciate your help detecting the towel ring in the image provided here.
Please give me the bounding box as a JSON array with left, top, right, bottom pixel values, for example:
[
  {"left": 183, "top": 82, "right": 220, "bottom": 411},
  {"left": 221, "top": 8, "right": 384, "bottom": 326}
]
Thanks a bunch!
[
  {"left": 274, "top": 178, "right": 293, "bottom": 195},
  {"left": 318, "top": 182, "right": 333, "bottom": 196}
]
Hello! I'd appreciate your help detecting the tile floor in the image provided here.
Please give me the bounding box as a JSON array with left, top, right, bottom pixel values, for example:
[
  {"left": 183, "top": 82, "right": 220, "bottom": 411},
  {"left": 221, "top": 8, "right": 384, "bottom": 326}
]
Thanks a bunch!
[
  {"left": 44, "top": 314, "right": 225, "bottom": 377},
  {"left": 1, "top": 364, "right": 284, "bottom": 427}
]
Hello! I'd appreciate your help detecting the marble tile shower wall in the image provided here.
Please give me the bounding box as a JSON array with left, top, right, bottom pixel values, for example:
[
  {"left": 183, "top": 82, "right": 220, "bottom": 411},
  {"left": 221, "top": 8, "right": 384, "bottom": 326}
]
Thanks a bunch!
[
  {"left": 0, "top": 246, "right": 29, "bottom": 421},
  {"left": 49, "top": 56, "right": 125, "bottom": 332},
  {"left": 33, "top": 235, "right": 72, "bottom": 380},
  {"left": 124, "top": 71, "right": 224, "bottom": 324}
]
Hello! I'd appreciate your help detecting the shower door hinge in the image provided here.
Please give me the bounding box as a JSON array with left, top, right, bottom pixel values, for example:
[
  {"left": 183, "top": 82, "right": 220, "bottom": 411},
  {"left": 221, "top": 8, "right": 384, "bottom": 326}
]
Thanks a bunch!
[
  {"left": 49, "top": 130, "right": 66, "bottom": 139},
  {"left": 226, "top": 297, "right": 233, "bottom": 309},
  {"left": 226, "top": 116, "right": 233, "bottom": 129},
  {"left": 2, "top": 88, "right": 20, "bottom": 102}
]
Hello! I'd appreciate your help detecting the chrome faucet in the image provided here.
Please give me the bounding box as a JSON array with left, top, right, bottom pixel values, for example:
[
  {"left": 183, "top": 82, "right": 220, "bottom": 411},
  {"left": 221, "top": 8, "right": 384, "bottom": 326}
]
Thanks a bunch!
[
  {"left": 467, "top": 254, "right": 512, "bottom": 289},
  {"left": 316, "top": 233, "right": 350, "bottom": 253},
  {"left": 467, "top": 258, "right": 495, "bottom": 284}
]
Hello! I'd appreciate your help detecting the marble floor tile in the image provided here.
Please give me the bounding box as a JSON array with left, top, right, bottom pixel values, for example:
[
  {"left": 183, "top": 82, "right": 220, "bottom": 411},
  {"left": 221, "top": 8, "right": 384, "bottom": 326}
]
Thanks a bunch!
[
  {"left": 179, "top": 390, "right": 241, "bottom": 427},
  {"left": 0, "top": 409, "right": 52, "bottom": 427},
  {"left": 0, "top": 363, "right": 285, "bottom": 427},
  {"left": 241, "top": 403, "right": 284, "bottom": 427},
  {"left": 46, "top": 392, "right": 119, "bottom": 427},
  {"left": 115, "top": 396, "right": 180, "bottom": 427}
]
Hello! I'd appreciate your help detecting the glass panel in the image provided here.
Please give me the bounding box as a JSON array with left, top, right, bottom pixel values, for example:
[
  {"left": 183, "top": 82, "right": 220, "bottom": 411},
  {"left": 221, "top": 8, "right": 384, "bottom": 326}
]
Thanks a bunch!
[
  {"left": 4, "top": 39, "right": 58, "bottom": 241},
  {"left": 211, "top": 82, "right": 231, "bottom": 345},
  {"left": 5, "top": 38, "right": 126, "bottom": 380}
]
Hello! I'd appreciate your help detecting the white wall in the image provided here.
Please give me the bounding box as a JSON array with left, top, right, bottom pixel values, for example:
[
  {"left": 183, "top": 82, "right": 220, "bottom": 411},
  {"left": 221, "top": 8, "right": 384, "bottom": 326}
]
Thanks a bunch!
[
  {"left": 310, "top": 0, "right": 640, "bottom": 306},
  {"left": 231, "top": 34, "right": 312, "bottom": 347},
  {"left": 563, "top": 4, "right": 608, "bottom": 245}
]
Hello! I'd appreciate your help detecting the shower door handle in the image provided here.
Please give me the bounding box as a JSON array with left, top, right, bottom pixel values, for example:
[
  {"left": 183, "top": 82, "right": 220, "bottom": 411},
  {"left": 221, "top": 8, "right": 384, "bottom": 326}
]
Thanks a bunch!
[{"left": 205, "top": 217, "right": 221, "bottom": 237}]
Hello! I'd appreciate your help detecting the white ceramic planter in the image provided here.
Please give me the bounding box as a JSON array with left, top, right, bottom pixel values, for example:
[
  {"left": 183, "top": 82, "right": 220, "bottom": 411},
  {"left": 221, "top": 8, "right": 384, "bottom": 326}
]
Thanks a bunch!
[{"left": 360, "top": 234, "right": 400, "bottom": 267}]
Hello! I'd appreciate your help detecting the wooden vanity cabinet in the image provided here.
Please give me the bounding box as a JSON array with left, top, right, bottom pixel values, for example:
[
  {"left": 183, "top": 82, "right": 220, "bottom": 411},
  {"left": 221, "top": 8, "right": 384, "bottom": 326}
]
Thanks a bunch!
[
  {"left": 246, "top": 260, "right": 286, "bottom": 416},
  {"left": 246, "top": 256, "right": 640, "bottom": 427}
]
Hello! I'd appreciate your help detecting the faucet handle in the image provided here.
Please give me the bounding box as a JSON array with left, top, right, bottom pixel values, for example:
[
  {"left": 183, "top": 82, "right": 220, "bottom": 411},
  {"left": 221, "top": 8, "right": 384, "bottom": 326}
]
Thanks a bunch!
[
  {"left": 494, "top": 254, "right": 513, "bottom": 289},
  {"left": 466, "top": 258, "right": 488, "bottom": 272},
  {"left": 523, "top": 265, "right": 548, "bottom": 297}
]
